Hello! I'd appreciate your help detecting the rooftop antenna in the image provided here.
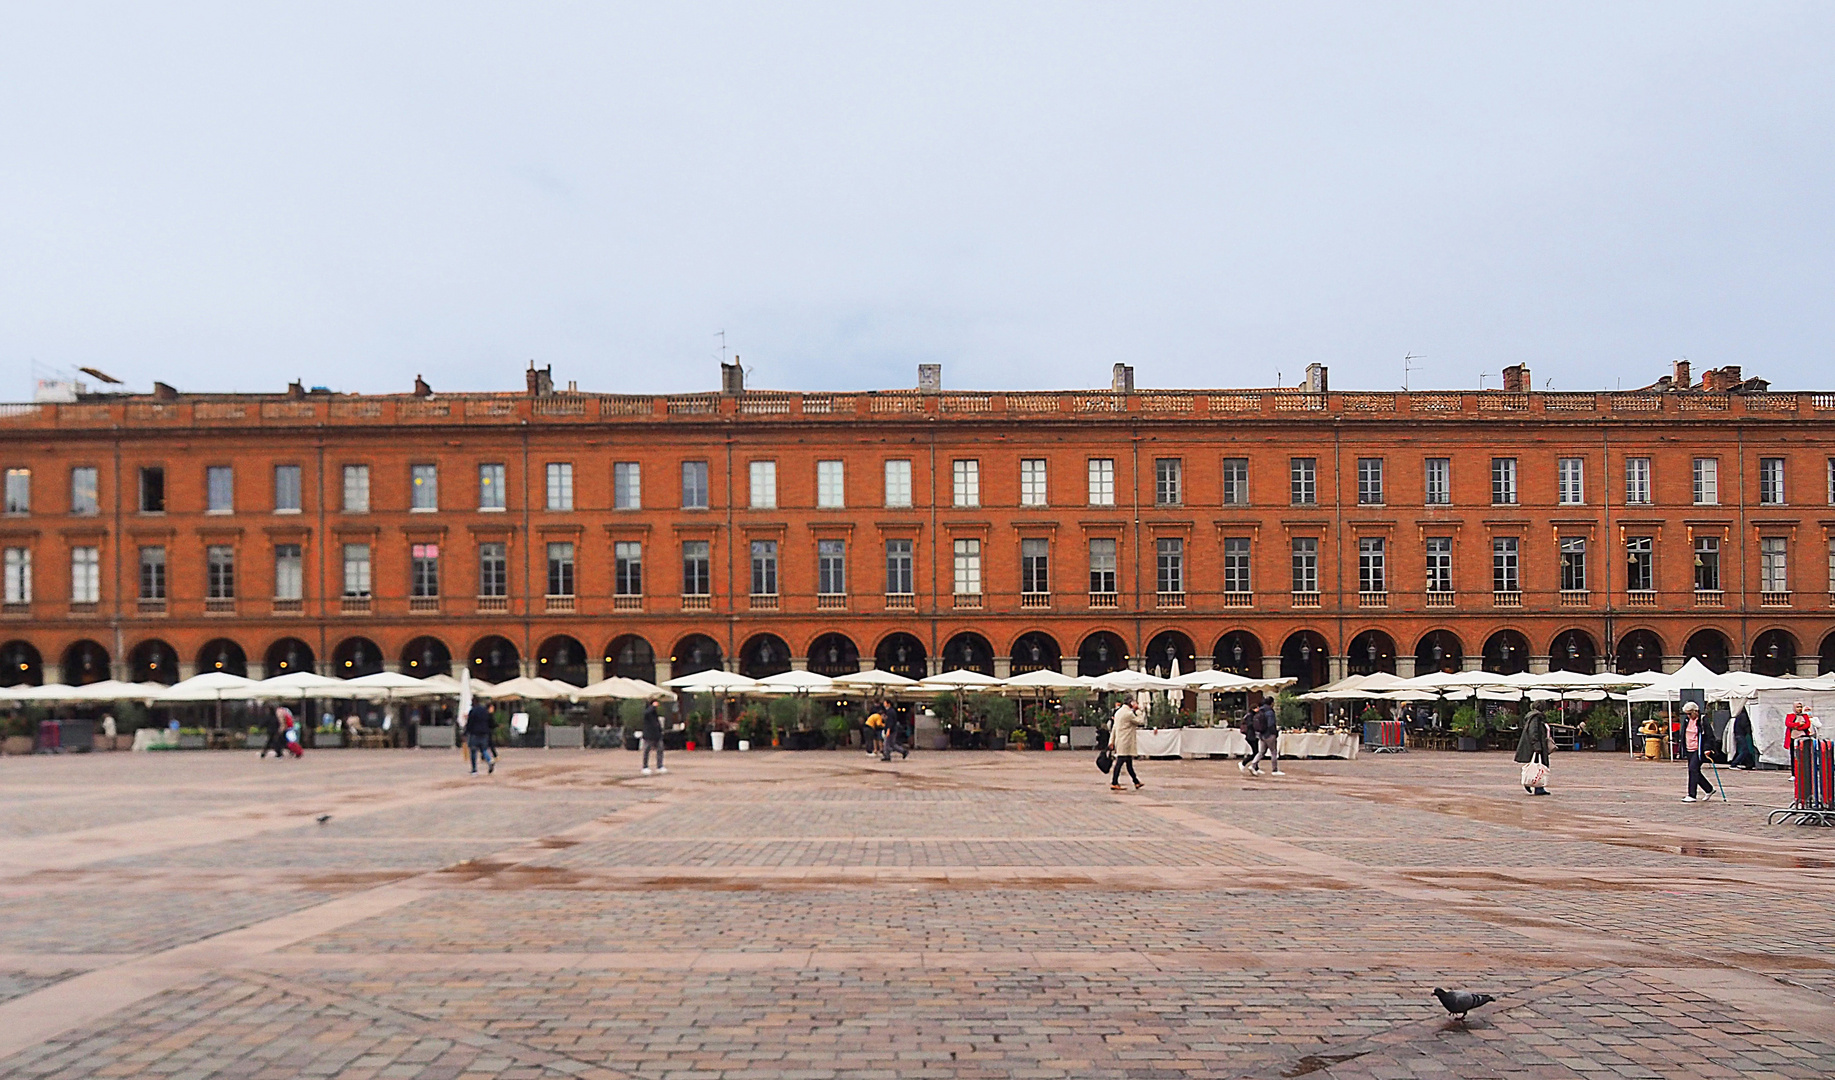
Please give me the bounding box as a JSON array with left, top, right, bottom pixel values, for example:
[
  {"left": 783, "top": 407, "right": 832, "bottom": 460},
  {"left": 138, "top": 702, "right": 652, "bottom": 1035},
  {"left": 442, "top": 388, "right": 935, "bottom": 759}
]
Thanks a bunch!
[
  {"left": 714, "top": 329, "right": 727, "bottom": 364},
  {"left": 1478, "top": 373, "right": 1490, "bottom": 390},
  {"left": 1402, "top": 352, "right": 1423, "bottom": 391}
]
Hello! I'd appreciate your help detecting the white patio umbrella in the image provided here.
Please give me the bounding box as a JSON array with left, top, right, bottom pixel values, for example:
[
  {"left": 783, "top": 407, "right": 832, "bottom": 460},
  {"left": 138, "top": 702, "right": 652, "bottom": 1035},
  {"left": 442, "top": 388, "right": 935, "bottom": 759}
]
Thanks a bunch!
[
  {"left": 250, "top": 671, "right": 355, "bottom": 698},
  {"left": 754, "top": 669, "right": 839, "bottom": 694},
  {"left": 1001, "top": 668, "right": 1085, "bottom": 690},
  {"left": 574, "top": 676, "right": 675, "bottom": 700},
  {"left": 157, "top": 671, "right": 260, "bottom": 702},
  {"left": 1, "top": 682, "right": 76, "bottom": 702},
  {"left": 831, "top": 668, "right": 921, "bottom": 691},
  {"left": 343, "top": 671, "right": 446, "bottom": 700},
  {"left": 417, "top": 673, "right": 468, "bottom": 695},
  {"left": 483, "top": 675, "right": 580, "bottom": 700},
  {"left": 666, "top": 669, "right": 761, "bottom": 694},
  {"left": 1085, "top": 669, "right": 1181, "bottom": 693},
  {"left": 918, "top": 668, "right": 1005, "bottom": 690}
]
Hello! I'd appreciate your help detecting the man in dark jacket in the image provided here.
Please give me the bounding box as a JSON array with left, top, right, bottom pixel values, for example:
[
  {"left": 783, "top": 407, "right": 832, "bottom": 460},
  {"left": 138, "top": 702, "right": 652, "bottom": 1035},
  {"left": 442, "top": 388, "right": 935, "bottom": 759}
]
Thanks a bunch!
[
  {"left": 1515, "top": 709, "right": 1552, "bottom": 795},
  {"left": 641, "top": 697, "right": 667, "bottom": 775},
  {"left": 1247, "top": 701, "right": 1282, "bottom": 776},
  {"left": 260, "top": 707, "right": 287, "bottom": 759},
  {"left": 464, "top": 701, "right": 496, "bottom": 775}
]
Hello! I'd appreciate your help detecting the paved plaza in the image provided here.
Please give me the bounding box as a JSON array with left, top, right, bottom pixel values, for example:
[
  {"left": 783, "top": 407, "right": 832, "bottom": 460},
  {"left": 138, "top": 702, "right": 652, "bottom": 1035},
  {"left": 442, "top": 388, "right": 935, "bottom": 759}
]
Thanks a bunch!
[{"left": 0, "top": 745, "right": 1831, "bottom": 1079}]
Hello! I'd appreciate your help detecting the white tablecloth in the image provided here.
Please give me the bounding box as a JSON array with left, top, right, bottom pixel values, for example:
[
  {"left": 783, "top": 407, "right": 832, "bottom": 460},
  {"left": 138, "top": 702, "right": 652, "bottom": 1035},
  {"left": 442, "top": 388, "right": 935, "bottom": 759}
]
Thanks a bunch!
[{"left": 1131, "top": 728, "right": 1358, "bottom": 759}]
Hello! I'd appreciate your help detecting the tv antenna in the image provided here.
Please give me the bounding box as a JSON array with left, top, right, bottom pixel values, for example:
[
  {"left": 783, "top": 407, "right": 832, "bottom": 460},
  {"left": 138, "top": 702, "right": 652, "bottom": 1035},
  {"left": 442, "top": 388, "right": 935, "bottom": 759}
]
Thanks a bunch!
[
  {"left": 714, "top": 329, "right": 727, "bottom": 364},
  {"left": 1402, "top": 352, "right": 1424, "bottom": 391}
]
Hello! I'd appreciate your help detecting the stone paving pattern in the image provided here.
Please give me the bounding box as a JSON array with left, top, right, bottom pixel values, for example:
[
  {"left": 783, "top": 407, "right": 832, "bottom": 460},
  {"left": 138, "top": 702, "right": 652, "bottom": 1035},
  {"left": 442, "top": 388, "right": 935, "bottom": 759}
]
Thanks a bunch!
[{"left": 0, "top": 746, "right": 1831, "bottom": 1078}]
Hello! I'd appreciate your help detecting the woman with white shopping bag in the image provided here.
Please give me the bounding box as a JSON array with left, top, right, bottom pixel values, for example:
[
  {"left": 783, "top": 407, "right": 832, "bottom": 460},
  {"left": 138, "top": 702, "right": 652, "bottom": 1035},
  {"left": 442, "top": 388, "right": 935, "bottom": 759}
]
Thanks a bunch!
[{"left": 1514, "top": 708, "right": 1553, "bottom": 796}]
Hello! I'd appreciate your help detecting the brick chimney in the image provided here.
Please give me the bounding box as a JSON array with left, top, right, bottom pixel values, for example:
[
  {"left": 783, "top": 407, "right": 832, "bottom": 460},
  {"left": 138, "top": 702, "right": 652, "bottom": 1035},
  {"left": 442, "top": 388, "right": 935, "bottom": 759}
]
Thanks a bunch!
[
  {"left": 1702, "top": 365, "right": 1743, "bottom": 392},
  {"left": 286, "top": 380, "right": 305, "bottom": 398},
  {"left": 152, "top": 381, "right": 179, "bottom": 401},
  {"left": 917, "top": 363, "right": 941, "bottom": 393},
  {"left": 413, "top": 374, "right": 432, "bottom": 397},
  {"left": 1111, "top": 363, "right": 1135, "bottom": 392},
  {"left": 525, "top": 362, "right": 553, "bottom": 397},
  {"left": 720, "top": 358, "right": 745, "bottom": 395},
  {"left": 1501, "top": 364, "right": 1530, "bottom": 393},
  {"left": 1303, "top": 363, "right": 1329, "bottom": 393},
  {"left": 1671, "top": 359, "right": 1690, "bottom": 390}
]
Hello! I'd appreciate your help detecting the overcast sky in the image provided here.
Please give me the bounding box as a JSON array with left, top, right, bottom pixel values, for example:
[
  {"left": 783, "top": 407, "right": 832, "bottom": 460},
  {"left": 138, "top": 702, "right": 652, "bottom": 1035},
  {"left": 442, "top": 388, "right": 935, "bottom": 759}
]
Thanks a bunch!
[{"left": 3, "top": 3, "right": 1832, "bottom": 397}]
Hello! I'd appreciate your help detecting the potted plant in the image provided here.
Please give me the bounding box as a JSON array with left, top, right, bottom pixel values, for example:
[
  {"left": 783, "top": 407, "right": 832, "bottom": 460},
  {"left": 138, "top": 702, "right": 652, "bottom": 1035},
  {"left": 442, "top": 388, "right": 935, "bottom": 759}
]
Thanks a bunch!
[
  {"left": 1449, "top": 706, "right": 1487, "bottom": 751},
  {"left": 1275, "top": 690, "right": 1309, "bottom": 732},
  {"left": 177, "top": 726, "right": 208, "bottom": 750},
  {"left": 1582, "top": 703, "right": 1624, "bottom": 753}
]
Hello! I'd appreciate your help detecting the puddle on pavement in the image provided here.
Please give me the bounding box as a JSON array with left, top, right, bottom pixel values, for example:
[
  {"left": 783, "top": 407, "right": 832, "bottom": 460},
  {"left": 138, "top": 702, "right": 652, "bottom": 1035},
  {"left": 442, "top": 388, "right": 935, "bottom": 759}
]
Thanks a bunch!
[
  {"left": 533, "top": 837, "right": 580, "bottom": 848},
  {"left": 1283, "top": 1050, "right": 1369, "bottom": 1076}
]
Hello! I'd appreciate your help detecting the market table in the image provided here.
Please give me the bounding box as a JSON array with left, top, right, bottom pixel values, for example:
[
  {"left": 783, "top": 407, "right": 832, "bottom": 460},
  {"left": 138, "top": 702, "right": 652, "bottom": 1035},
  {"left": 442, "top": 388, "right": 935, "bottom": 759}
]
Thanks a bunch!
[{"left": 1131, "top": 728, "right": 1359, "bottom": 760}]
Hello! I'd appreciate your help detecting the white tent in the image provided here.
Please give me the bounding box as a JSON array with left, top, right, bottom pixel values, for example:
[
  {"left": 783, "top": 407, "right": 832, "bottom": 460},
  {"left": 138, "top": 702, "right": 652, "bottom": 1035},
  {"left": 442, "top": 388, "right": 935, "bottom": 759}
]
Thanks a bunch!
[
  {"left": 666, "top": 669, "right": 761, "bottom": 694},
  {"left": 1002, "top": 668, "right": 1085, "bottom": 690},
  {"left": 157, "top": 671, "right": 260, "bottom": 702},
  {"left": 754, "top": 670, "right": 839, "bottom": 694},
  {"left": 250, "top": 671, "right": 355, "bottom": 698},
  {"left": 574, "top": 676, "right": 674, "bottom": 701},
  {"left": 1752, "top": 688, "right": 1835, "bottom": 766},
  {"left": 918, "top": 668, "right": 1005, "bottom": 690},
  {"left": 831, "top": 669, "right": 921, "bottom": 691},
  {"left": 343, "top": 671, "right": 447, "bottom": 699},
  {"left": 1084, "top": 669, "right": 1181, "bottom": 693},
  {"left": 482, "top": 676, "right": 580, "bottom": 700}
]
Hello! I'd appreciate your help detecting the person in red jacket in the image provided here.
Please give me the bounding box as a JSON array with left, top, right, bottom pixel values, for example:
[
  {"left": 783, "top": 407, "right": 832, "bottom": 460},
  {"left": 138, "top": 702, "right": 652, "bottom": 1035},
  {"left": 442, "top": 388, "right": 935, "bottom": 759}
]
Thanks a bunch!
[{"left": 1786, "top": 701, "right": 1821, "bottom": 776}]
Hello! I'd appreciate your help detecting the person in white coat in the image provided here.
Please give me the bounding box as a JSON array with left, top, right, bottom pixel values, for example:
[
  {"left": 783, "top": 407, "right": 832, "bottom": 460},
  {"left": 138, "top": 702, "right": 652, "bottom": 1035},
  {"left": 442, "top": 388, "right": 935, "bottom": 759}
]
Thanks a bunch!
[{"left": 1109, "top": 696, "right": 1144, "bottom": 791}]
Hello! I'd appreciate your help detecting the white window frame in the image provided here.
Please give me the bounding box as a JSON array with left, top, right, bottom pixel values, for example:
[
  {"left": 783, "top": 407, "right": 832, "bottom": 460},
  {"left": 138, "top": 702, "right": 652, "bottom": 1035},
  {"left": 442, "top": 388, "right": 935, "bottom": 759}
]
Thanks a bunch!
[
  {"left": 1761, "top": 537, "right": 1788, "bottom": 593},
  {"left": 1290, "top": 458, "right": 1316, "bottom": 506},
  {"left": 1020, "top": 459, "right": 1048, "bottom": 507},
  {"left": 952, "top": 538, "right": 982, "bottom": 595},
  {"left": 546, "top": 462, "right": 575, "bottom": 511},
  {"left": 1491, "top": 458, "right": 1517, "bottom": 506},
  {"left": 478, "top": 463, "right": 507, "bottom": 511},
  {"left": 1356, "top": 458, "right": 1383, "bottom": 506},
  {"left": 952, "top": 459, "right": 980, "bottom": 508},
  {"left": 1625, "top": 457, "right": 1652, "bottom": 505},
  {"left": 273, "top": 464, "right": 302, "bottom": 514},
  {"left": 274, "top": 544, "right": 304, "bottom": 601},
  {"left": 883, "top": 459, "right": 912, "bottom": 508},
  {"left": 410, "top": 464, "right": 439, "bottom": 512},
  {"left": 342, "top": 543, "right": 372, "bottom": 598},
  {"left": 3, "top": 468, "right": 28, "bottom": 515},
  {"left": 70, "top": 466, "right": 99, "bottom": 515},
  {"left": 681, "top": 460, "right": 709, "bottom": 510},
  {"left": 817, "top": 538, "right": 847, "bottom": 595},
  {"left": 206, "top": 466, "right": 235, "bottom": 514},
  {"left": 1221, "top": 458, "right": 1249, "bottom": 506},
  {"left": 1759, "top": 457, "right": 1785, "bottom": 506},
  {"left": 1557, "top": 458, "right": 1584, "bottom": 505},
  {"left": 1693, "top": 457, "right": 1718, "bottom": 506},
  {"left": 70, "top": 545, "right": 99, "bottom": 603},
  {"left": 749, "top": 460, "right": 777, "bottom": 509},
  {"left": 1087, "top": 459, "right": 1115, "bottom": 506},
  {"left": 1424, "top": 458, "right": 1450, "bottom": 505},
  {"left": 4, "top": 547, "right": 31, "bottom": 603},
  {"left": 1155, "top": 458, "right": 1182, "bottom": 507},
  {"left": 613, "top": 462, "right": 642, "bottom": 510},
  {"left": 613, "top": 540, "right": 643, "bottom": 595},
  {"left": 817, "top": 460, "right": 845, "bottom": 509},
  {"left": 342, "top": 465, "right": 370, "bottom": 513}
]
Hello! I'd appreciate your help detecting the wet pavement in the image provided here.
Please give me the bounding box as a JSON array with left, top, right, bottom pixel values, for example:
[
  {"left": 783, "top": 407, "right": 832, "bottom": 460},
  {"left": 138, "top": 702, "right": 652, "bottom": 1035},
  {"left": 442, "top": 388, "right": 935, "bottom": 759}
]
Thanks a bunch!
[{"left": 0, "top": 745, "right": 1830, "bottom": 1078}]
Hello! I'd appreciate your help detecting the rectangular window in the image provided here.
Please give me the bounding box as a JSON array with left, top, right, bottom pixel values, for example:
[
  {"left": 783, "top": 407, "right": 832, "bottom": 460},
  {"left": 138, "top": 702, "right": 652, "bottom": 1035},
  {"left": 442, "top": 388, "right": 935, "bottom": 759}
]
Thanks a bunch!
[
  {"left": 2, "top": 548, "right": 29, "bottom": 603},
  {"left": 1087, "top": 459, "right": 1115, "bottom": 506},
  {"left": 1559, "top": 537, "right": 1586, "bottom": 592},
  {"left": 207, "top": 466, "right": 234, "bottom": 513},
  {"left": 342, "top": 465, "right": 369, "bottom": 513},
  {"left": 546, "top": 462, "right": 574, "bottom": 511},
  {"left": 1693, "top": 457, "right": 1718, "bottom": 505},
  {"left": 546, "top": 542, "right": 575, "bottom": 596},
  {"left": 410, "top": 543, "right": 440, "bottom": 598},
  {"left": 1491, "top": 458, "right": 1517, "bottom": 505},
  {"left": 1291, "top": 537, "right": 1318, "bottom": 593},
  {"left": 1221, "top": 458, "right": 1249, "bottom": 505},
  {"left": 273, "top": 465, "right": 301, "bottom": 513},
  {"left": 1761, "top": 537, "right": 1788, "bottom": 593},
  {"left": 1156, "top": 537, "right": 1184, "bottom": 594},
  {"left": 1558, "top": 457, "right": 1584, "bottom": 505},
  {"left": 1155, "top": 459, "right": 1183, "bottom": 507},
  {"left": 613, "top": 462, "right": 642, "bottom": 510},
  {"left": 478, "top": 463, "right": 506, "bottom": 510},
  {"left": 750, "top": 540, "right": 778, "bottom": 595},
  {"left": 883, "top": 459, "right": 912, "bottom": 508},
  {"left": 1358, "top": 536, "right": 1385, "bottom": 593},
  {"left": 139, "top": 466, "right": 165, "bottom": 513},
  {"left": 1760, "top": 457, "right": 1786, "bottom": 505},
  {"left": 207, "top": 544, "right": 236, "bottom": 600},
  {"left": 478, "top": 542, "right": 507, "bottom": 597},
  {"left": 341, "top": 544, "right": 370, "bottom": 597},
  {"left": 1625, "top": 457, "right": 1652, "bottom": 505},
  {"left": 1020, "top": 459, "right": 1048, "bottom": 507},
  {"left": 1088, "top": 538, "right": 1117, "bottom": 594},
  {"left": 817, "top": 539, "right": 847, "bottom": 595},
  {"left": 952, "top": 538, "right": 982, "bottom": 595},
  {"left": 681, "top": 460, "right": 709, "bottom": 510},
  {"left": 138, "top": 546, "right": 166, "bottom": 600},
  {"left": 1223, "top": 537, "right": 1251, "bottom": 593},
  {"left": 1492, "top": 537, "right": 1519, "bottom": 592},
  {"left": 275, "top": 544, "right": 303, "bottom": 600},
  {"left": 1695, "top": 536, "right": 1721, "bottom": 592},
  {"left": 1625, "top": 536, "right": 1653, "bottom": 592},
  {"left": 614, "top": 541, "right": 643, "bottom": 595},
  {"left": 69, "top": 546, "right": 99, "bottom": 603},
  {"left": 1425, "top": 537, "right": 1452, "bottom": 593},
  {"left": 885, "top": 538, "right": 913, "bottom": 594},
  {"left": 70, "top": 467, "right": 98, "bottom": 515},
  {"left": 681, "top": 540, "right": 710, "bottom": 596},
  {"left": 1424, "top": 458, "right": 1450, "bottom": 505},
  {"left": 1356, "top": 458, "right": 1383, "bottom": 505},
  {"left": 1290, "top": 458, "right": 1316, "bottom": 506},
  {"left": 749, "top": 461, "right": 776, "bottom": 509},
  {"left": 410, "top": 464, "right": 438, "bottom": 511},
  {"left": 817, "top": 460, "right": 845, "bottom": 509},
  {"left": 953, "top": 459, "right": 980, "bottom": 507},
  {"left": 3, "top": 468, "right": 28, "bottom": 515},
  {"left": 1829, "top": 458, "right": 1835, "bottom": 505},
  {"left": 1021, "top": 538, "right": 1049, "bottom": 594}
]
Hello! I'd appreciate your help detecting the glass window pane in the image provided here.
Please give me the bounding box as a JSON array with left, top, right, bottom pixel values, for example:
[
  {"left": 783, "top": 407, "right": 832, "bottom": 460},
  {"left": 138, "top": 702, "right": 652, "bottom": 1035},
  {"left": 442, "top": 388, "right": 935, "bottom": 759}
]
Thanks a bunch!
[
  {"left": 410, "top": 464, "right": 438, "bottom": 510},
  {"left": 342, "top": 465, "right": 369, "bottom": 512},
  {"left": 207, "top": 466, "right": 234, "bottom": 512},
  {"left": 681, "top": 461, "right": 709, "bottom": 509},
  {"left": 884, "top": 460, "right": 912, "bottom": 508},
  {"left": 479, "top": 463, "right": 506, "bottom": 510},
  {"left": 749, "top": 461, "right": 776, "bottom": 509},
  {"left": 1087, "top": 459, "right": 1114, "bottom": 506},
  {"left": 70, "top": 466, "right": 99, "bottom": 515},
  {"left": 3, "top": 468, "right": 28, "bottom": 515},
  {"left": 1222, "top": 458, "right": 1248, "bottom": 505},
  {"left": 614, "top": 462, "right": 642, "bottom": 509}
]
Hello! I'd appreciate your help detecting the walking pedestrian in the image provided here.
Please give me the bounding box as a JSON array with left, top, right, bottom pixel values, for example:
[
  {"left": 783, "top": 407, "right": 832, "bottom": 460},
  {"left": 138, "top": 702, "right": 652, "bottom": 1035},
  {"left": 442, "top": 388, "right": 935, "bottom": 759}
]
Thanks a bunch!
[
  {"left": 1786, "top": 701, "right": 1821, "bottom": 777},
  {"left": 464, "top": 698, "right": 495, "bottom": 774},
  {"left": 280, "top": 708, "right": 304, "bottom": 758},
  {"left": 1682, "top": 701, "right": 1715, "bottom": 802},
  {"left": 640, "top": 695, "right": 667, "bottom": 775},
  {"left": 260, "top": 706, "right": 287, "bottom": 759},
  {"left": 1729, "top": 707, "right": 1759, "bottom": 770},
  {"left": 878, "top": 701, "right": 907, "bottom": 761},
  {"left": 1514, "top": 708, "right": 1553, "bottom": 796},
  {"left": 865, "top": 705, "right": 886, "bottom": 757},
  {"left": 1237, "top": 704, "right": 1259, "bottom": 774},
  {"left": 1109, "top": 695, "right": 1143, "bottom": 791},
  {"left": 1247, "top": 699, "right": 1283, "bottom": 776}
]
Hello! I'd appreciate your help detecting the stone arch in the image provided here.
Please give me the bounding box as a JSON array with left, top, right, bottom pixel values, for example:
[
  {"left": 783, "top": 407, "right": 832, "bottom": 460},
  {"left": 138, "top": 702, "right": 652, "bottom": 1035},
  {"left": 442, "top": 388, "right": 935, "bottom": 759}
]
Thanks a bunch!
[
  {"left": 1482, "top": 629, "right": 1531, "bottom": 675},
  {"left": 1821, "top": 631, "right": 1835, "bottom": 676},
  {"left": 1281, "top": 630, "right": 1330, "bottom": 691},
  {"left": 536, "top": 635, "right": 589, "bottom": 686},
  {"left": 1549, "top": 629, "right": 1597, "bottom": 674},
  {"left": 1415, "top": 630, "right": 1463, "bottom": 675},
  {"left": 1077, "top": 631, "right": 1129, "bottom": 677},
  {"left": 400, "top": 636, "right": 452, "bottom": 678},
  {"left": 0, "top": 640, "right": 41, "bottom": 686},
  {"left": 669, "top": 634, "right": 722, "bottom": 681},
  {"left": 199, "top": 638, "right": 249, "bottom": 677},
  {"left": 60, "top": 639, "right": 110, "bottom": 686},
  {"left": 1616, "top": 629, "right": 1664, "bottom": 674},
  {"left": 469, "top": 635, "right": 521, "bottom": 684},
  {"left": 1143, "top": 630, "right": 1195, "bottom": 679},
  {"left": 1010, "top": 631, "right": 1061, "bottom": 675},
  {"left": 129, "top": 639, "right": 180, "bottom": 685},
  {"left": 740, "top": 633, "right": 791, "bottom": 679},
  {"left": 873, "top": 632, "right": 927, "bottom": 681},
  {"left": 941, "top": 631, "right": 995, "bottom": 675},
  {"left": 1751, "top": 628, "right": 1797, "bottom": 677},
  {"left": 605, "top": 635, "right": 656, "bottom": 681},
  {"left": 1212, "top": 631, "right": 1262, "bottom": 677},
  {"left": 331, "top": 637, "right": 381, "bottom": 678},
  {"left": 807, "top": 632, "right": 860, "bottom": 677},
  {"left": 1684, "top": 628, "right": 1731, "bottom": 674},
  {"left": 265, "top": 637, "right": 316, "bottom": 676},
  {"left": 1347, "top": 629, "right": 1396, "bottom": 676}
]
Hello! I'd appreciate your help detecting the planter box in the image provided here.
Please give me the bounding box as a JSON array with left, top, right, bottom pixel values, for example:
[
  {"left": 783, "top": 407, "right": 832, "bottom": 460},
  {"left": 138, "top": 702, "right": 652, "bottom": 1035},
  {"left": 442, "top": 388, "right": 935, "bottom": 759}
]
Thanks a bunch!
[
  {"left": 2, "top": 735, "right": 32, "bottom": 755},
  {"left": 1456, "top": 736, "right": 1480, "bottom": 752},
  {"left": 177, "top": 734, "right": 207, "bottom": 750},
  {"left": 544, "top": 725, "right": 584, "bottom": 749},
  {"left": 416, "top": 724, "right": 456, "bottom": 749},
  {"left": 1594, "top": 736, "right": 1618, "bottom": 753}
]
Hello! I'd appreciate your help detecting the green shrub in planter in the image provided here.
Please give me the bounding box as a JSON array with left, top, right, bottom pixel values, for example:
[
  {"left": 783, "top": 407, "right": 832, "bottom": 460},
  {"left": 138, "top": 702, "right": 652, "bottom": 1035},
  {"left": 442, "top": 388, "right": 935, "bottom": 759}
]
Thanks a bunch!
[
  {"left": 1449, "top": 706, "right": 1487, "bottom": 739},
  {"left": 1275, "top": 690, "right": 1308, "bottom": 731},
  {"left": 1582, "top": 703, "right": 1625, "bottom": 744},
  {"left": 822, "top": 713, "right": 850, "bottom": 748}
]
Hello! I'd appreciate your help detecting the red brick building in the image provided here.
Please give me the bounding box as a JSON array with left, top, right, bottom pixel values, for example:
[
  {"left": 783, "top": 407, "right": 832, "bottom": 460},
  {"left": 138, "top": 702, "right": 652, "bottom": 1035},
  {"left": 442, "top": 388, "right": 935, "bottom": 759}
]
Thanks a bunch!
[{"left": 3, "top": 361, "right": 1833, "bottom": 694}]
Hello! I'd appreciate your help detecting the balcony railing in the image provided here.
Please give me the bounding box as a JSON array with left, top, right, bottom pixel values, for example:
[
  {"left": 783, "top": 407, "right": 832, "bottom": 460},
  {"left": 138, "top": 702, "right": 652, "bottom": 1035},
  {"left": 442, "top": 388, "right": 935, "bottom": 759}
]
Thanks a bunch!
[
  {"left": 1088, "top": 591, "right": 1118, "bottom": 608},
  {"left": 1493, "top": 591, "right": 1522, "bottom": 608},
  {"left": 340, "top": 595, "right": 371, "bottom": 615},
  {"left": 408, "top": 596, "right": 440, "bottom": 614},
  {"left": 1624, "top": 590, "right": 1657, "bottom": 608},
  {"left": 68, "top": 601, "right": 98, "bottom": 616},
  {"left": 681, "top": 594, "right": 711, "bottom": 611},
  {"left": 953, "top": 592, "right": 983, "bottom": 610},
  {"left": 272, "top": 598, "right": 304, "bottom": 615},
  {"left": 816, "top": 593, "right": 847, "bottom": 611},
  {"left": 1222, "top": 591, "right": 1253, "bottom": 608},
  {"left": 1292, "top": 591, "right": 1321, "bottom": 608},
  {"left": 137, "top": 598, "right": 167, "bottom": 616},
  {"left": 1357, "top": 591, "right": 1387, "bottom": 609},
  {"left": 613, "top": 594, "right": 642, "bottom": 611},
  {"left": 749, "top": 593, "right": 778, "bottom": 611},
  {"left": 1156, "top": 591, "right": 1185, "bottom": 609},
  {"left": 1762, "top": 591, "right": 1791, "bottom": 608},
  {"left": 2, "top": 601, "right": 29, "bottom": 617},
  {"left": 476, "top": 595, "right": 509, "bottom": 614},
  {"left": 1559, "top": 590, "right": 1589, "bottom": 608},
  {"left": 545, "top": 594, "right": 575, "bottom": 613},
  {"left": 1695, "top": 589, "right": 1724, "bottom": 607},
  {"left": 884, "top": 592, "right": 915, "bottom": 610},
  {"left": 1020, "top": 591, "right": 1050, "bottom": 609},
  {"left": 205, "top": 597, "right": 237, "bottom": 614},
  {"left": 1425, "top": 591, "right": 1455, "bottom": 608}
]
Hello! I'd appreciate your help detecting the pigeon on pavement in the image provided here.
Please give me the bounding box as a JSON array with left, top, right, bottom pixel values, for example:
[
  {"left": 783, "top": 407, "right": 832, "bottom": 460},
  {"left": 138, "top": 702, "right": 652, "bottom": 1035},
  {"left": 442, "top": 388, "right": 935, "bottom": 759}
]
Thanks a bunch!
[
  {"left": 1433, "top": 988, "right": 1495, "bottom": 1020},
  {"left": 315, "top": 814, "right": 332, "bottom": 825}
]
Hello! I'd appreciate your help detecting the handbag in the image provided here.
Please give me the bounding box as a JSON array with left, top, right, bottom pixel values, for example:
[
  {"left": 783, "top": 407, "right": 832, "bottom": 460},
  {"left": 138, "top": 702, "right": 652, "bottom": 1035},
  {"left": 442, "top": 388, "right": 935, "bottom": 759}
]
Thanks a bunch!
[
  {"left": 1521, "top": 761, "right": 1549, "bottom": 789},
  {"left": 1096, "top": 749, "right": 1114, "bottom": 774}
]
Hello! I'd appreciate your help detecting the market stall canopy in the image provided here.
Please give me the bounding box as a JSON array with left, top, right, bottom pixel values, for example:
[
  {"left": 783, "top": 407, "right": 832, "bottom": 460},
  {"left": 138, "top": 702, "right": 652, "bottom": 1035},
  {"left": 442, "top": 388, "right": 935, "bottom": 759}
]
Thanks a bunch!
[
  {"left": 1624, "top": 658, "right": 1794, "bottom": 703},
  {"left": 918, "top": 669, "right": 1005, "bottom": 690},
  {"left": 481, "top": 675, "right": 580, "bottom": 700},
  {"left": 574, "top": 676, "right": 675, "bottom": 701},
  {"left": 665, "top": 669, "right": 761, "bottom": 694},
  {"left": 157, "top": 671, "right": 260, "bottom": 702},
  {"left": 830, "top": 669, "right": 920, "bottom": 691}
]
